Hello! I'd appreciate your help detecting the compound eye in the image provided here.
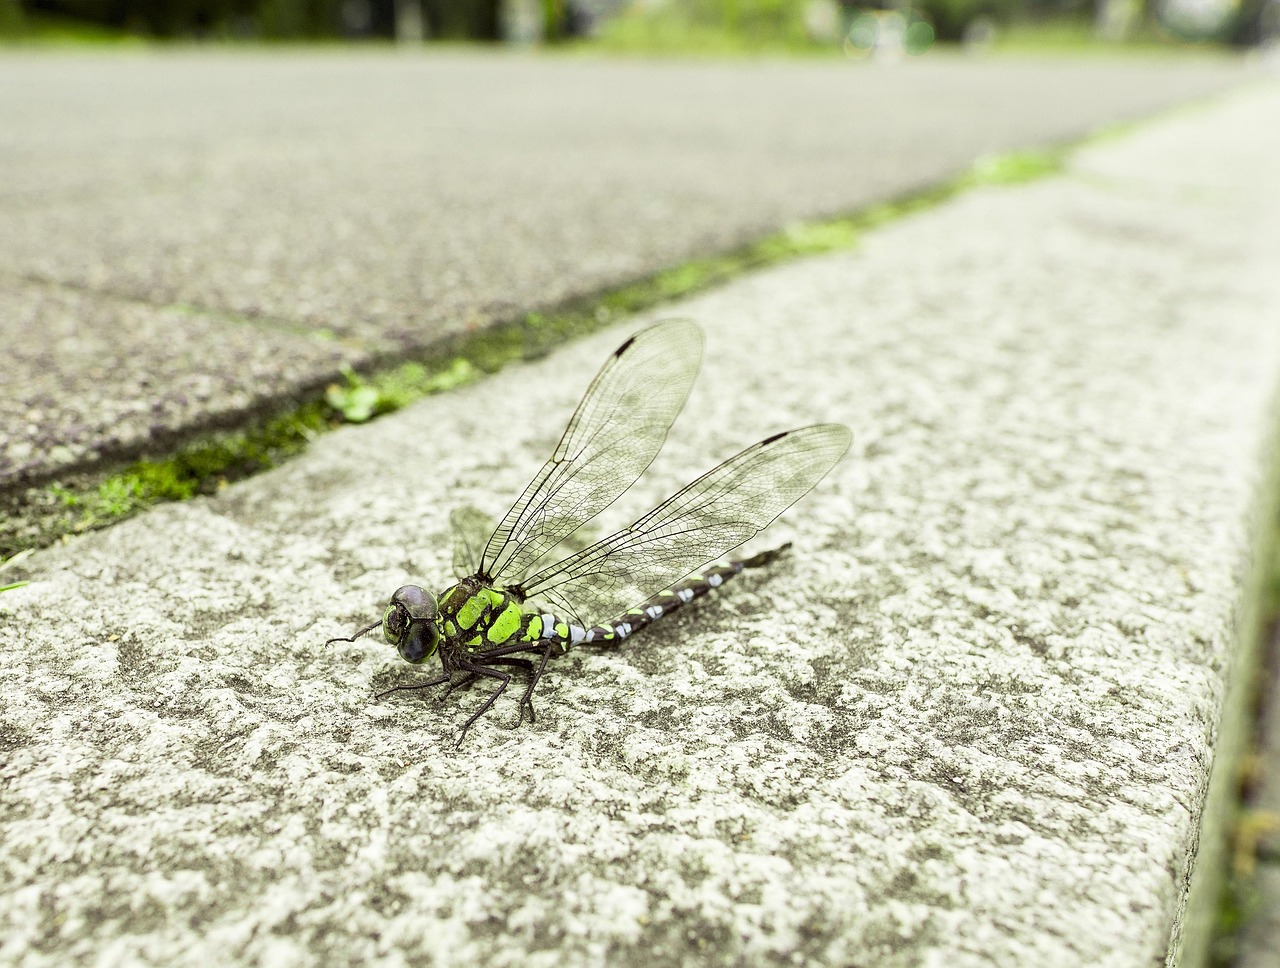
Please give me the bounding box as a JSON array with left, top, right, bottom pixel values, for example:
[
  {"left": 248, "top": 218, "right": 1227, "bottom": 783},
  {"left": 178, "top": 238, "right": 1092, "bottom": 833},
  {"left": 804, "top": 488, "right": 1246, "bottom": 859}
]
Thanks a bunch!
[
  {"left": 382, "top": 603, "right": 408, "bottom": 645},
  {"left": 398, "top": 623, "right": 441, "bottom": 664},
  {"left": 381, "top": 586, "right": 440, "bottom": 660},
  {"left": 391, "top": 585, "right": 436, "bottom": 621}
]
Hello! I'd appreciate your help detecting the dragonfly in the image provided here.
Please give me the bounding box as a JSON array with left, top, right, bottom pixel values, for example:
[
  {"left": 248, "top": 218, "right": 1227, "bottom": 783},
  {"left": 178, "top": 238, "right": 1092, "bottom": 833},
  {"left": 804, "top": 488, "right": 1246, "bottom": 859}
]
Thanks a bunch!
[{"left": 327, "top": 318, "right": 851, "bottom": 744}]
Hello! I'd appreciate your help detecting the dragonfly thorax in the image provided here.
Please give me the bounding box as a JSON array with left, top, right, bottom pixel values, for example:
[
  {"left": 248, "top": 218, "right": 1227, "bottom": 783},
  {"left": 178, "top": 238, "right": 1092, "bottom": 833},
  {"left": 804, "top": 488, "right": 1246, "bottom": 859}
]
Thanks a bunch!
[
  {"left": 383, "top": 585, "right": 442, "bottom": 664},
  {"left": 436, "top": 579, "right": 533, "bottom": 652}
]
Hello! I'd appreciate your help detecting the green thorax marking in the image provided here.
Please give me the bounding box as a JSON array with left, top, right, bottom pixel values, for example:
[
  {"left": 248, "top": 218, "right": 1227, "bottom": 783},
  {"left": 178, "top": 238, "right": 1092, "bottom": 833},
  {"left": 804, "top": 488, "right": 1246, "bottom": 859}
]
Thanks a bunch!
[{"left": 438, "top": 580, "right": 531, "bottom": 649}]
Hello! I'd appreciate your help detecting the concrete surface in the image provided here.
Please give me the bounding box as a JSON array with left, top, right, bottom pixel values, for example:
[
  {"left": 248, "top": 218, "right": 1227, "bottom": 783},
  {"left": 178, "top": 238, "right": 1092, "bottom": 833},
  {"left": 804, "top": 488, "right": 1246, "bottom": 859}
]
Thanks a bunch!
[
  {"left": 3, "top": 76, "right": 1280, "bottom": 967},
  {"left": 0, "top": 50, "right": 1254, "bottom": 489}
]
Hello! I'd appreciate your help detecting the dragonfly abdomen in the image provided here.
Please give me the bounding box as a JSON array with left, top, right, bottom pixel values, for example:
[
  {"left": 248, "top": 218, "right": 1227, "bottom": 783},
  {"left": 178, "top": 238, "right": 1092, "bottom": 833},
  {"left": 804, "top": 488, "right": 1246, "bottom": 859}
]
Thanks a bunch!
[{"left": 580, "top": 544, "right": 790, "bottom": 645}]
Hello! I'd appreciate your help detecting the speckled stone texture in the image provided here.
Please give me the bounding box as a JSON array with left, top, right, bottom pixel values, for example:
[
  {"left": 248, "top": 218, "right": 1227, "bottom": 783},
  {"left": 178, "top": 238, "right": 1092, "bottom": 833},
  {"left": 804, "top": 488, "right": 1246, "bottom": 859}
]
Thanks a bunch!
[
  {"left": 0, "top": 51, "right": 1253, "bottom": 488},
  {"left": 3, "top": 84, "right": 1280, "bottom": 967}
]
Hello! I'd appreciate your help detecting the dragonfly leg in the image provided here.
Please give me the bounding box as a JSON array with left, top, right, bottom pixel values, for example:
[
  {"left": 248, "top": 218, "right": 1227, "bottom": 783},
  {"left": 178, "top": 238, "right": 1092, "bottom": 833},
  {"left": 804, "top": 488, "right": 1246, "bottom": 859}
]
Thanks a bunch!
[
  {"left": 469, "top": 640, "right": 559, "bottom": 726},
  {"left": 375, "top": 672, "right": 450, "bottom": 702},
  {"left": 453, "top": 661, "right": 514, "bottom": 747},
  {"left": 469, "top": 657, "right": 539, "bottom": 727},
  {"left": 444, "top": 655, "right": 535, "bottom": 702},
  {"left": 377, "top": 652, "right": 455, "bottom": 702},
  {"left": 514, "top": 643, "right": 556, "bottom": 727},
  {"left": 439, "top": 672, "right": 480, "bottom": 702}
]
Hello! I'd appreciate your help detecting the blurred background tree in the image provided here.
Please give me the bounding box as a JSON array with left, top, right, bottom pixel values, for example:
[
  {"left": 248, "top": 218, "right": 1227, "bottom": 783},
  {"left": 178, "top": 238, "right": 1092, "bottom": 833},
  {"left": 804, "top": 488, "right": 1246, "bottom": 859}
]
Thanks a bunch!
[{"left": 11, "top": 0, "right": 511, "bottom": 37}]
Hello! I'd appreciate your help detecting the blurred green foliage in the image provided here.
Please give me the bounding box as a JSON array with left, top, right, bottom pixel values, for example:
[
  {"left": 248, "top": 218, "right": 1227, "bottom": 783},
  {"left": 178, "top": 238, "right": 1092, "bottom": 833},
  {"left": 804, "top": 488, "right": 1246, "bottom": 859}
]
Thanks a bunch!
[
  {"left": 6, "top": 0, "right": 1269, "bottom": 45},
  {"left": 593, "top": 0, "right": 816, "bottom": 51},
  {"left": 0, "top": 0, "right": 24, "bottom": 33},
  {"left": 17, "top": 0, "right": 291, "bottom": 38},
  {"left": 255, "top": 0, "right": 340, "bottom": 38},
  {"left": 594, "top": 0, "right": 1004, "bottom": 49},
  {"left": 12, "top": 0, "right": 504, "bottom": 38},
  {"left": 582, "top": 0, "right": 1253, "bottom": 53},
  {"left": 912, "top": 0, "right": 1018, "bottom": 40}
]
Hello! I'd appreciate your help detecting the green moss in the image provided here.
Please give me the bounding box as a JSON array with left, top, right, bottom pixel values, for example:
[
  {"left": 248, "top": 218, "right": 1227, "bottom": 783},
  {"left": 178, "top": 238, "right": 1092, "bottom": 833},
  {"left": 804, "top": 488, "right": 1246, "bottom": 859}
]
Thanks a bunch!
[{"left": 964, "top": 149, "right": 1065, "bottom": 186}]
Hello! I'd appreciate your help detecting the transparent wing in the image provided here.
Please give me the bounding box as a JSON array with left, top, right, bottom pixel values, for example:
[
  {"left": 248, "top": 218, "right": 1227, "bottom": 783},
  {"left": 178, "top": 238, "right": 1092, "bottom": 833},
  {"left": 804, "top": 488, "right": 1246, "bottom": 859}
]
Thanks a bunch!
[
  {"left": 453, "top": 506, "right": 600, "bottom": 580},
  {"left": 479, "top": 318, "right": 704, "bottom": 585},
  {"left": 450, "top": 506, "right": 497, "bottom": 579},
  {"left": 514, "top": 424, "right": 852, "bottom": 625}
]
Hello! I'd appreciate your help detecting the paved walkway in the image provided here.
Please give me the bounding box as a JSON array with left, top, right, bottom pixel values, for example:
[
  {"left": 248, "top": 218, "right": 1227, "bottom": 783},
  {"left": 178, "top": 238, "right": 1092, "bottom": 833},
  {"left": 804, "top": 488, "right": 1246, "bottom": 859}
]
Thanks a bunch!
[
  {"left": 2, "top": 51, "right": 1280, "bottom": 967},
  {"left": 0, "top": 51, "right": 1250, "bottom": 493}
]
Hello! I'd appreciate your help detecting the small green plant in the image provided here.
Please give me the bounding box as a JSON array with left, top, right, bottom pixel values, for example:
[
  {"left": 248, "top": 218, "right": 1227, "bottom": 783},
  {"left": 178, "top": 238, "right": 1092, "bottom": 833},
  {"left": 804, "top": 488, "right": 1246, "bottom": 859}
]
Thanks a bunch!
[
  {"left": 326, "top": 367, "right": 385, "bottom": 423},
  {"left": 325, "top": 356, "right": 485, "bottom": 425},
  {"left": 0, "top": 548, "right": 33, "bottom": 593}
]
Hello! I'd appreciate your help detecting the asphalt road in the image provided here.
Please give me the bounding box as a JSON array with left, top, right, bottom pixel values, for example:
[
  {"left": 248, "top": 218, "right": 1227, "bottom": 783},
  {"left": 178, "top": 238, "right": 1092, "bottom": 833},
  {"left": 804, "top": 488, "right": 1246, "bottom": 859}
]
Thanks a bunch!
[{"left": 0, "top": 49, "right": 1253, "bottom": 493}]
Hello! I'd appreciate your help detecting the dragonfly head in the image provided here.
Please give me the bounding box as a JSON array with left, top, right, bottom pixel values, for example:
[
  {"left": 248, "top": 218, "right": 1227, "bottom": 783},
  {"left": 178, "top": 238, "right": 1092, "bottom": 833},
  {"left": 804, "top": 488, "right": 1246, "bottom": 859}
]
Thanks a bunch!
[{"left": 383, "top": 585, "right": 442, "bottom": 663}]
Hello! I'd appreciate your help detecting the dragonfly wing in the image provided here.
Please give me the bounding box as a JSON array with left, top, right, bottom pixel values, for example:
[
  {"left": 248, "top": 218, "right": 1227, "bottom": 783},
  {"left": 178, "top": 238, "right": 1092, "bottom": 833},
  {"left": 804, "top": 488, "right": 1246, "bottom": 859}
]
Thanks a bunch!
[
  {"left": 514, "top": 424, "right": 852, "bottom": 625},
  {"left": 480, "top": 318, "right": 704, "bottom": 586},
  {"left": 450, "top": 506, "right": 497, "bottom": 579}
]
